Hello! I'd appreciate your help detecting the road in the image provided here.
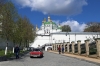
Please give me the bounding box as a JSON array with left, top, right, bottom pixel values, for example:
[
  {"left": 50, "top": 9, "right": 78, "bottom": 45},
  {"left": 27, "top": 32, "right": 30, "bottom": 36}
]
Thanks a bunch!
[{"left": 0, "top": 51, "right": 99, "bottom": 66}]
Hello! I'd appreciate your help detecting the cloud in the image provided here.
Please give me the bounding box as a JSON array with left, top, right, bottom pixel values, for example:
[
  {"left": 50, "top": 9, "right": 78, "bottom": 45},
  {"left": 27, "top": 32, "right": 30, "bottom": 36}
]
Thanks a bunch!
[
  {"left": 14, "top": 0, "right": 88, "bottom": 15},
  {"left": 54, "top": 20, "right": 86, "bottom": 32},
  {"left": 52, "top": 20, "right": 60, "bottom": 25}
]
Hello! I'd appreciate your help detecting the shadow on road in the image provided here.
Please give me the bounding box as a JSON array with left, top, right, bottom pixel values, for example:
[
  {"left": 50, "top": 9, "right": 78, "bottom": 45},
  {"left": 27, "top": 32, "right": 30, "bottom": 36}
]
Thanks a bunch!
[{"left": 30, "top": 56, "right": 44, "bottom": 59}]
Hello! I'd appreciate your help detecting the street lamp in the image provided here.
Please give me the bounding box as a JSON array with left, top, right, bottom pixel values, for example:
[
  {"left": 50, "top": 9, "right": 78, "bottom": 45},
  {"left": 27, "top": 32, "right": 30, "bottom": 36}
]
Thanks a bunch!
[
  {"left": 49, "top": 34, "right": 50, "bottom": 45},
  {"left": 63, "top": 40, "right": 65, "bottom": 46},
  {"left": 63, "top": 40, "right": 65, "bottom": 43},
  {"left": 53, "top": 38, "right": 55, "bottom": 44},
  {"left": 75, "top": 34, "right": 76, "bottom": 43},
  {"left": 66, "top": 32, "right": 70, "bottom": 43}
]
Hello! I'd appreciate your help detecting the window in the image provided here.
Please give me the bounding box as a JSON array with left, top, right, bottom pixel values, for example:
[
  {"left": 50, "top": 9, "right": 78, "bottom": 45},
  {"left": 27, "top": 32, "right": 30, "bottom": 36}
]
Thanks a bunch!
[{"left": 33, "top": 49, "right": 41, "bottom": 51}]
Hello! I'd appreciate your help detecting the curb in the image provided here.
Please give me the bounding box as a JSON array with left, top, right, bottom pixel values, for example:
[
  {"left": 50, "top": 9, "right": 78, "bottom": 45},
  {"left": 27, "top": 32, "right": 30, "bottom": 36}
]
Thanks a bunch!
[{"left": 0, "top": 56, "right": 7, "bottom": 62}]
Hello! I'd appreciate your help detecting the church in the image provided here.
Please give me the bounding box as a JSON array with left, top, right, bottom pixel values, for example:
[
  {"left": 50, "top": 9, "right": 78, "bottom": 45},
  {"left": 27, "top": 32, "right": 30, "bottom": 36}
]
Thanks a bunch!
[{"left": 30, "top": 16, "right": 100, "bottom": 48}]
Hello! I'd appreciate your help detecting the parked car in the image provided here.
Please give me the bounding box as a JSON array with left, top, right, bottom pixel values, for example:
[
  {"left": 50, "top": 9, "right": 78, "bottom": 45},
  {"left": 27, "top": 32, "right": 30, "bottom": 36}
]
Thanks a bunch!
[{"left": 30, "top": 48, "right": 43, "bottom": 58}]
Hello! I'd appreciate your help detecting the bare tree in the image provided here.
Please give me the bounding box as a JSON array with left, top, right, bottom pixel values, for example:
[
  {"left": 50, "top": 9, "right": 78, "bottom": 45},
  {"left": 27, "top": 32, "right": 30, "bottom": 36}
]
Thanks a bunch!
[{"left": 84, "top": 22, "right": 100, "bottom": 32}]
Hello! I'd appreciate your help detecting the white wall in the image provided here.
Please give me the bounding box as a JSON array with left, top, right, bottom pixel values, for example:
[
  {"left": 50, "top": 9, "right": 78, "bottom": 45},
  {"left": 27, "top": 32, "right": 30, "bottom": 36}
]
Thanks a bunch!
[
  {"left": 51, "top": 33, "right": 99, "bottom": 44},
  {"left": 37, "top": 29, "right": 61, "bottom": 35},
  {"left": 30, "top": 32, "right": 100, "bottom": 48},
  {"left": 30, "top": 36, "right": 50, "bottom": 48}
]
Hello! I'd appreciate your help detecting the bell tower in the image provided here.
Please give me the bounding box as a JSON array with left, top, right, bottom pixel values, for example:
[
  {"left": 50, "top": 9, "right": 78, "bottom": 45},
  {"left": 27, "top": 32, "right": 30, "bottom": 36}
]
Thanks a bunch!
[
  {"left": 42, "top": 18, "right": 46, "bottom": 23},
  {"left": 36, "top": 25, "right": 39, "bottom": 31},
  {"left": 48, "top": 15, "right": 51, "bottom": 22}
]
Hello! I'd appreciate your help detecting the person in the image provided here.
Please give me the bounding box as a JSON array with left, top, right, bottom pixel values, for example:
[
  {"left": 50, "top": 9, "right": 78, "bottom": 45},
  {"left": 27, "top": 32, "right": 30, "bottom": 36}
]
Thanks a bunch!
[
  {"left": 14, "top": 45, "right": 20, "bottom": 59},
  {"left": 62, "top": 45, "right": 64, "bottom": 54},
  {"left": 58, "top": 45, "right": 61, "bottom": 54}
]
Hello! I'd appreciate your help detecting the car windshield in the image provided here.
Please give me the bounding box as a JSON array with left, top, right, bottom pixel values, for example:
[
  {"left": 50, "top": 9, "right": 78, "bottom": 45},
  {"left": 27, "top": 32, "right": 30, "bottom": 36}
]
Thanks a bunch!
[{"left": 33, "top": 49, "right": 41, "bottom": 51}]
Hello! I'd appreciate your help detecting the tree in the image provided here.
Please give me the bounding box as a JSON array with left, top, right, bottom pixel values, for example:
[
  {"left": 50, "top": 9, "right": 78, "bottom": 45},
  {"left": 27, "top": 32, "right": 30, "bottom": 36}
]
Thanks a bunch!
[
  {"left": 15, "top": 16, "right": 36, "bottom": 47},
  {"left": 0, "top": 0, "right": 36, "bottom": 50},
  {"left": 1, "top": 1, "right": 18, "bottom": 45},
  {"left": 62, "top": 25, "right": 71, "bottom": 32},
  {"left": 0, "top": 0, "right": 7, "bottom": 13},
  {"left": 84, "top": 22, "right": 100, "bottom": 32},
  {"left": 21, "top": 16, "right": 36, "bottom": 47},
  {"left": 0, "top": 0, "right": 7, "bottom": 34},
  {"left": 0, "top": 0, "right": 19, "bottom": 55}
]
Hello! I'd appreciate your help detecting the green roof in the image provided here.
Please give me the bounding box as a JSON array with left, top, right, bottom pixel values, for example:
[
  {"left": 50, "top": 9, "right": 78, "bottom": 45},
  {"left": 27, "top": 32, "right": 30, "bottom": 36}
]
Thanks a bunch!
[
  {"left": 44, "top": 22, "right": 56, "bottom": 25},
  {"left": 43, "top": 21, "right": 62, "bottom": 30}
]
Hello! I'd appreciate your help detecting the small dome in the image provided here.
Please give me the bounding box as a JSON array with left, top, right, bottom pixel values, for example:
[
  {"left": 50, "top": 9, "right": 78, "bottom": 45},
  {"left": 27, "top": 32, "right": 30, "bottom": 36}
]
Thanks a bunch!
[{"left": 48, "top": 16, "right": 50, "bottom": 18}]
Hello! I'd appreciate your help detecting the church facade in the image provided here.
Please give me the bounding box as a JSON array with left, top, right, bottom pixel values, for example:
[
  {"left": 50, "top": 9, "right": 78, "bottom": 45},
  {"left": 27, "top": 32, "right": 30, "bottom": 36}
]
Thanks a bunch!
[
  {"left": 30, "top": 16, "right": 100, "bottom": 48},
  {"left": 36, "top": 16, "right": 62, "bottom": 35}
]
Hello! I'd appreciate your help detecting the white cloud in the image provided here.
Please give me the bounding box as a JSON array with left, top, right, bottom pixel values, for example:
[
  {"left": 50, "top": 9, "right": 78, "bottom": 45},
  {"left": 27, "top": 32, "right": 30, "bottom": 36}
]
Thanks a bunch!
[
  {"left": 14, "top": 0, "right": 88, "bottom": 15},
  {"left": 54, "top": 20, "right": 86, "bottom": 32},
  {"left": 52, "top": 20, "right": 60, "bottom": 25}
]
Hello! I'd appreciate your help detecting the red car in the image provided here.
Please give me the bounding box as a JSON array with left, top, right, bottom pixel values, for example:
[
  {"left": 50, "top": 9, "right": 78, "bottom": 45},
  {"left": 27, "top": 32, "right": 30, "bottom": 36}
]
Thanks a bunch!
[{"left": 30, "top": 48, "right": 43, "bottom": 58}]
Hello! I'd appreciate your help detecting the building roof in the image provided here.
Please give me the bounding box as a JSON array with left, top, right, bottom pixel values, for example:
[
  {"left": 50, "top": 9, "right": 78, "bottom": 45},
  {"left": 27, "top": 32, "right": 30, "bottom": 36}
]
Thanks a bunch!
[
  {"left": 44, "top": 21, "right": 56, "bottom": 25},
  {"left": 50, "top": 32, "right": 100, "bottom": 35},
  {"left": 43, "top": 21, "right": 62, "bottom": 30}
]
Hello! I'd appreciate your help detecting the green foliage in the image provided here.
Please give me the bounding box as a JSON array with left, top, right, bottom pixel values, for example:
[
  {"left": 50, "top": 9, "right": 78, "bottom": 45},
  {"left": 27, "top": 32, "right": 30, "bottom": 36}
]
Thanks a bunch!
[
  {"left": 15, "top": 16, "right": 36, "bottom": 47},
  {"left": 0, "top": 0, "right": 36, "bottom": 48},
  {"left": 1, "top": 1, "right": 18, "bottom": 41},
  {"left": 62, "top": 25, "right": 71, "bottom": 32},
  {"left": 0, "top": 50, "right": 5, "bottom": 56},
  {"left": 0, "top": 50, "right": 14, "bottom": 57}
]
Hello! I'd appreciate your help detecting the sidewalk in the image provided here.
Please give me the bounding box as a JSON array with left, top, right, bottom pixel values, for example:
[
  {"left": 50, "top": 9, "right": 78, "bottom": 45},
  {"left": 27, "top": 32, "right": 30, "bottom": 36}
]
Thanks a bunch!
[{"left": 48, "top": 51, "right": 100, "bottom": 64}]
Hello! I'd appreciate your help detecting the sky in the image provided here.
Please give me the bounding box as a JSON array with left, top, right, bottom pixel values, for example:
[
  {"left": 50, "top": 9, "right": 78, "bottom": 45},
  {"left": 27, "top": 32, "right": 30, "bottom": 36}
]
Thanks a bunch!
[{"left": 12, "top": 0, "right": 100, "bottom": 32}]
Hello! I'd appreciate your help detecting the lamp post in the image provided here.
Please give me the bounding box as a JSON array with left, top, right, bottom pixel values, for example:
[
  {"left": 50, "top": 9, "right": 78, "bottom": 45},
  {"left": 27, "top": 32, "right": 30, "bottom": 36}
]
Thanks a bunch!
[
  {"left": 66, "top": 32, "right": 70, "bottom": 43},
  {"left": 49, "top": 34, "right": 50, "bottom": 45},
  {"left": 53, "top": 38, "right": 55, "bottom": 44},
  {"left": 63, "top": 40, "right": 65, "bottom": 43},
  {"left": 63, "top": 40, "right": 65, "bottom": 46},
  {"left": 75, "top": 34, "right": 76, "bottom": 43}
]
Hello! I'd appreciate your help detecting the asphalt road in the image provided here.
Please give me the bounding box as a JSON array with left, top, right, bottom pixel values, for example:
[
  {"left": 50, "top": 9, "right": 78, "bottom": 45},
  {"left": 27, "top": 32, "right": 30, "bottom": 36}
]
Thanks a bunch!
[{"left": 0, "top": 51, "right": 99, "bottom": 66}]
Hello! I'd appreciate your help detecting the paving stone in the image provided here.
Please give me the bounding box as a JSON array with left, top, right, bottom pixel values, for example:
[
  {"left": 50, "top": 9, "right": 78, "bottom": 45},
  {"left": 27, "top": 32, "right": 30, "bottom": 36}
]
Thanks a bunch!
[{"left": 0, "top": 51, "right": 99, "bottom": 66}]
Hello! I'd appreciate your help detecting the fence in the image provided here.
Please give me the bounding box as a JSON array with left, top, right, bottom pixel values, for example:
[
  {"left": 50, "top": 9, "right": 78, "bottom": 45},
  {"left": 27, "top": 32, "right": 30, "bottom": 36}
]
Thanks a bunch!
[{"left": 52, "top": 38, "right": 100, "bottom": 58}]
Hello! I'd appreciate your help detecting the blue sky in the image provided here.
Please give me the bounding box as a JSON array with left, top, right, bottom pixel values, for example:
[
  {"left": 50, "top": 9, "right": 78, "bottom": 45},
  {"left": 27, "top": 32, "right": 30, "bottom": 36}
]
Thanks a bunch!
[{"left": 13, "top": 0, "right": 100, "bottom": 32}]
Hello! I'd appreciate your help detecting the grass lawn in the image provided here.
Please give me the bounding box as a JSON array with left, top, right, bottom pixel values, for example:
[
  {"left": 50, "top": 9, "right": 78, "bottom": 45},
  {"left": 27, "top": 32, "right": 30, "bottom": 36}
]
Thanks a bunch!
[
  {"left": 0, "top": 50, "right": 27, "bottom": 57},
  {"left": 0, "top": 50, "right": 5, "bottom": 56},
  {"left": 0, "top": 50, "right": 14, "bottom": 58}
]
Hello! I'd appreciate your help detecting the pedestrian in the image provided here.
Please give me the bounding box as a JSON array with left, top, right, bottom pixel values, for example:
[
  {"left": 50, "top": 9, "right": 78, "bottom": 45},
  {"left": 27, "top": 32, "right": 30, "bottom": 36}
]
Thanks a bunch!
[
  {"left": 58, "top": 45, "right": 61, "bottom": 54},
  {"left": 62, "top": 45, "right": 64, "bottom": 54},
  {"left": 14, "top": 45, "right": 20, "bottom": 59}
]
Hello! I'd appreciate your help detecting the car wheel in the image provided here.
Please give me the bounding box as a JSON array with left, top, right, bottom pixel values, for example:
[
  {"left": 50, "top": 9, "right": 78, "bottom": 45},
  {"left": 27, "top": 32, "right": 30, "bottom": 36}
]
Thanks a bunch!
[
  {"left": 30, "top": 56, "right": 32, "bottom": 58},
  {"left": 41, "top": 55, "right": 43, "bottom": 58}
]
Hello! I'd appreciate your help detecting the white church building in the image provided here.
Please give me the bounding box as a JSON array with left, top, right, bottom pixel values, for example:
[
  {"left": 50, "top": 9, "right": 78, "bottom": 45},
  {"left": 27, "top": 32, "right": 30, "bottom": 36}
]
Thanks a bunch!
[{"left": 30, "top": 16, "right": 100, "bottom": 49}]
